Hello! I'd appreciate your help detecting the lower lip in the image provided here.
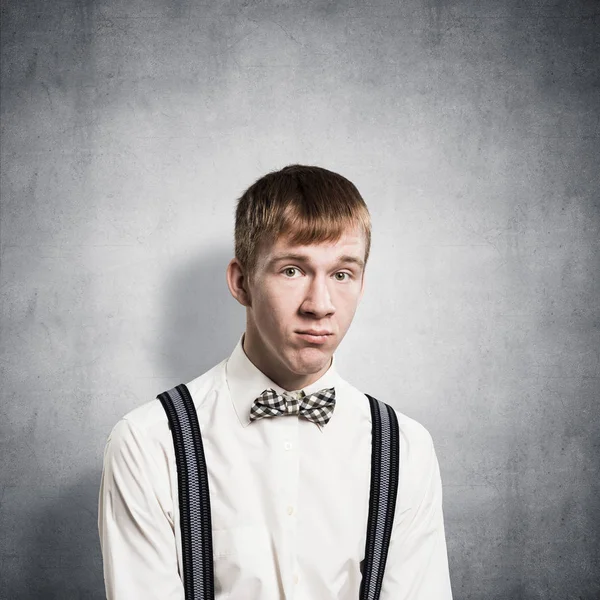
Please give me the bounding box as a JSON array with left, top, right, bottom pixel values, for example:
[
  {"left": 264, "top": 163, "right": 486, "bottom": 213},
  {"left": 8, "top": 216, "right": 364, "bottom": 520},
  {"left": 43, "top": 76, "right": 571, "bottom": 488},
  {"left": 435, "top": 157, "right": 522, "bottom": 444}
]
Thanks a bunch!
[{"left": 297, "top": 333, "right": 331, "bottom": 344}]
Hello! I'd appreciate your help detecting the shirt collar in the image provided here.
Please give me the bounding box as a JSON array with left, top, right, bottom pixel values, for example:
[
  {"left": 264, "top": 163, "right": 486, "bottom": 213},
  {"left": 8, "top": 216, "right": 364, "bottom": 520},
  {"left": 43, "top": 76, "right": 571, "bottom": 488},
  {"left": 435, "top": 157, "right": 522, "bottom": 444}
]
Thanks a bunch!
[{"left": 225, "top": 332, "right": 342, "bottom": 432}]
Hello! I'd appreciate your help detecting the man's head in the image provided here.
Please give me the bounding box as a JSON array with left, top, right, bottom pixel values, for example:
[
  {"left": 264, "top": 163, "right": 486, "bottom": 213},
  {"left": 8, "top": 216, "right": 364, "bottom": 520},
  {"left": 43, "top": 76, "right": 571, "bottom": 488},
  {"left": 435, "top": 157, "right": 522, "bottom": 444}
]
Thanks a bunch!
[{"left": 226, "top": 164, "right": 371, "bottom": 391}]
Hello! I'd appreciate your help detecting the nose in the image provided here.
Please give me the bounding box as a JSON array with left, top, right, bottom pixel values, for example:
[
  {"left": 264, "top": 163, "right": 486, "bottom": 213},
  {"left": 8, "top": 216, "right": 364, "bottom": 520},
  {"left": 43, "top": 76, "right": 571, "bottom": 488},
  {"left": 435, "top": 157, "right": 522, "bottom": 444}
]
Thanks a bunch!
[{"left": 300, "top": 275, "right": 335, "bottom": 317}]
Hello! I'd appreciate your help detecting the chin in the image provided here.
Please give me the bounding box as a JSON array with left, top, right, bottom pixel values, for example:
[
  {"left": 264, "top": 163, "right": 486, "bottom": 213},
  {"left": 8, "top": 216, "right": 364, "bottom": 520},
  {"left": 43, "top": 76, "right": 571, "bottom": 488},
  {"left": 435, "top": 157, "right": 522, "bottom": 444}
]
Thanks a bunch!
[{"left": 293, "top": 350, "right": 331, "bottom": 369}]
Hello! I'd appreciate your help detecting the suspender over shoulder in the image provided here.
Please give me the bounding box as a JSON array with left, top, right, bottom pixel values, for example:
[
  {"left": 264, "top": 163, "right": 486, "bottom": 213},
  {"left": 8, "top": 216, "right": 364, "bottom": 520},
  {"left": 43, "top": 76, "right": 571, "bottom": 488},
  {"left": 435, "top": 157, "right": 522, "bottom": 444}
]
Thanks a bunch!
[
  {"left": 158, "top": 385, "right": 400, "bottom": 600},
  {"left": 158, "top": 385, "right": 215, "bottom": 599},
  {"left": 360, "top": 393, "right": 400, "bottom": 600}
]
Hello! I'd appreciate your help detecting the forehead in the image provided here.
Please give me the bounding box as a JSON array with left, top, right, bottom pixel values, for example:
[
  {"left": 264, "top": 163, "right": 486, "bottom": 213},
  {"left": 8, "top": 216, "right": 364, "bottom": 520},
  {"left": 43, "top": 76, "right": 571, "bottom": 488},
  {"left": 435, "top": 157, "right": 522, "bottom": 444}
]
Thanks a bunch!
[{"left": 262, "top": 227, "right": 366, "bottom": 268}]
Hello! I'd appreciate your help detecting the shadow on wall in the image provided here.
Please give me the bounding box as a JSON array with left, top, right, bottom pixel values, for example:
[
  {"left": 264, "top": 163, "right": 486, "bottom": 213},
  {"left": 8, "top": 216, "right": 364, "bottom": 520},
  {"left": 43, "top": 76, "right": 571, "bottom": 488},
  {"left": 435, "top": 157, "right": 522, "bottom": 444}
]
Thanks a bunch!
[
  {"left": 21, "top": 470, "right": 105, "bottom": 599},
  {"left": 157, "top": 247, "right": 246, "bottom": 383},
  {"left": 18, "top": 249, "right": 244, "bottom": 599}
]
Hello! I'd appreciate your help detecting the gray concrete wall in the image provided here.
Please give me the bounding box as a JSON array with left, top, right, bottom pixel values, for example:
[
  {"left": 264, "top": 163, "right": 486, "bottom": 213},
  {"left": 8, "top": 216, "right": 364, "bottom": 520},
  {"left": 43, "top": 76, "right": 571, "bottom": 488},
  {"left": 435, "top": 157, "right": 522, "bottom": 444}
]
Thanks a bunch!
[{"left": 1, "top": 1, "right": 598, "bottom": 598}]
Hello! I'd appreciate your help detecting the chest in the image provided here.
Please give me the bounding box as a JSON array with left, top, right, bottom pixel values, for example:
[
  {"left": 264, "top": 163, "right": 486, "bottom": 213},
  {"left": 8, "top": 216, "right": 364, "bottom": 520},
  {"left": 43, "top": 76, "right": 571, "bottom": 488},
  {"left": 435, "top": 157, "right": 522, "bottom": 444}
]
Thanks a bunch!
[{"left": 167, "top": 407, "right": 373, "bottom": 598}]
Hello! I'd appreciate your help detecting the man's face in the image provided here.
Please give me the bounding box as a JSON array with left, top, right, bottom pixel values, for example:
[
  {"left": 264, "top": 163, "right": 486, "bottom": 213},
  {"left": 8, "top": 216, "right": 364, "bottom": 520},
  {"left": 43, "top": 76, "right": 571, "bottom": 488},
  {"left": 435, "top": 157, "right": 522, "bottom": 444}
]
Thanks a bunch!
[{"left": 235, "top": 226, "right": 366, "bottom": 390}]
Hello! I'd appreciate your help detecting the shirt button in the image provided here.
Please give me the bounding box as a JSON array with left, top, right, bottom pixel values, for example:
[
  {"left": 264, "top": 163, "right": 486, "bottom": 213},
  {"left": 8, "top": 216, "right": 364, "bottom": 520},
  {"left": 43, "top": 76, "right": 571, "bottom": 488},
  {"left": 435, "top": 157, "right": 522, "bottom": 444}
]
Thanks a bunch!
[
  {"left": 284, "top": 441, "right": 292, "bottom": 451},
  {"left": 287, "top": 505, "right": 294, "bottom": 515},
  {"left": 293, "top": 573, "right": 299, "bottom": 584}
]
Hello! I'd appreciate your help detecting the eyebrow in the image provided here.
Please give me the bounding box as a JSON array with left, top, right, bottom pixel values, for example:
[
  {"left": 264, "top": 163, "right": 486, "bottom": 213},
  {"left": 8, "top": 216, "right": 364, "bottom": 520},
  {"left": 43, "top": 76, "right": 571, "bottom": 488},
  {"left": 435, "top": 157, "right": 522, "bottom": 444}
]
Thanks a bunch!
[{"left": 268, "top": 253, "right": 365, "bottom": 271}]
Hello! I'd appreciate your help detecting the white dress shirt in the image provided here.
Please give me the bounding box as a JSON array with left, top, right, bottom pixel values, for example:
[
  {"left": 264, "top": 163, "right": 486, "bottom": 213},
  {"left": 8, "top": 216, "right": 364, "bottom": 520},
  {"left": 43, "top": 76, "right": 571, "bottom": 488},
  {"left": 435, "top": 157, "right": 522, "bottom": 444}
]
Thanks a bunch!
[{"left": 98, "top": 332, "right": 453, "bottom": 599}]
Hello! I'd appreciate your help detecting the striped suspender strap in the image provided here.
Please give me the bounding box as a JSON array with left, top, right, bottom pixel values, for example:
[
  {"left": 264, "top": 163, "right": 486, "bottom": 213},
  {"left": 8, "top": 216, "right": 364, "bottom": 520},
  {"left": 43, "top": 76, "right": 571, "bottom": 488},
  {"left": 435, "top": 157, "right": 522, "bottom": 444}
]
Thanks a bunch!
[
  {"left": 157, "top": 384, "right": 215, "bottom": 600},
  {"left": 157, "top": 385, "right": 399, "bottom": 600},
  {"left": 359, "top": 394, "right": 401, "bottom": 600}
]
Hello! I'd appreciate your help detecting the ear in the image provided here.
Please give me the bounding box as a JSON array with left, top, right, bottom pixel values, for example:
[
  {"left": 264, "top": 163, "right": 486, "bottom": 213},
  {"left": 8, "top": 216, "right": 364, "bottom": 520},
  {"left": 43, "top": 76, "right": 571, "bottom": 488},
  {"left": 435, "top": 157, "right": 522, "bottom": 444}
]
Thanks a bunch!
[{"left": 226, "top": 258, "right": 251, "bottom": 307}]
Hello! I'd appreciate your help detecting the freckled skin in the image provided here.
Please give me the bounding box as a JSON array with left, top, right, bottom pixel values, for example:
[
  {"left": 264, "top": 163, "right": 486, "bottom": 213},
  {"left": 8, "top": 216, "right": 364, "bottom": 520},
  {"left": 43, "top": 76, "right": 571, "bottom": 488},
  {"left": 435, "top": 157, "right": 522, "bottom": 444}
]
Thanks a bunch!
[{"left": 226, "top": 227, "right": 366, "bottom": 391}]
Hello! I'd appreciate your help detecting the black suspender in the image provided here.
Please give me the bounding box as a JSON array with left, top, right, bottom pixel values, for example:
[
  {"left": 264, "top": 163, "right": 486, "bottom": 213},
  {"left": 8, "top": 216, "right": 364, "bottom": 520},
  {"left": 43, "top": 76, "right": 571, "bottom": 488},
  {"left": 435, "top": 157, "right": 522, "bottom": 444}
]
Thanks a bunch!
[
  {"left": 158, "top": 385, "right": 400, "bottom": 600},
  {"left": 158, "top": 384, "right": 215, "bottom": 600},
  {"left": 360, "top": 393, "right": 400, "bottom": 600}
]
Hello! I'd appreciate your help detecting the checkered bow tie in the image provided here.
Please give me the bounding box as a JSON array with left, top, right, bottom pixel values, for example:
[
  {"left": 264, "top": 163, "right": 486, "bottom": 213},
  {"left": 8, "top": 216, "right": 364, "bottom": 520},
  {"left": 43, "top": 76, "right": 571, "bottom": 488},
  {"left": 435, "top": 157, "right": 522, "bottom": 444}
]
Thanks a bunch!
[{"left": 249, "top": 387, "right": 336, "bottom": 427}]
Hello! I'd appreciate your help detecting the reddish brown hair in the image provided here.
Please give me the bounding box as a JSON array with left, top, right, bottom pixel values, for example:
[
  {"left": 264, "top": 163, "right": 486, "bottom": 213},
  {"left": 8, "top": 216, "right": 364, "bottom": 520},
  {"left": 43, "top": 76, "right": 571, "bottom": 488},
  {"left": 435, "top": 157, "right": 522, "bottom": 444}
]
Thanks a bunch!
[{"left": 234, "top": 164, "right": 372, "bottom": 284}]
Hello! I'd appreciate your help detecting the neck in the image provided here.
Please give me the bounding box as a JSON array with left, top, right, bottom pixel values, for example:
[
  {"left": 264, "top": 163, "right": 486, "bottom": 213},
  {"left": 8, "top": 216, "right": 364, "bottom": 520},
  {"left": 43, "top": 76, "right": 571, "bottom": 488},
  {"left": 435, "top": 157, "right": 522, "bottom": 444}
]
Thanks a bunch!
[{"left": 242, "top": 330, "right": 332, "bottom": 391}]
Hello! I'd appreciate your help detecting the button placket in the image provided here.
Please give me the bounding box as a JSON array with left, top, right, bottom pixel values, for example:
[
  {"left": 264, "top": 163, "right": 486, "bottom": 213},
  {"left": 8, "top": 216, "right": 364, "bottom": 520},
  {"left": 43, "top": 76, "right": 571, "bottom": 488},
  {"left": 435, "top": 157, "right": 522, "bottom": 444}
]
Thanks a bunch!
[
  {"left": 283, "top": 444, "right": 298, "bottom": 520},
  {"left": 281, "top": 400, "right": 300, "bottom": 594}
]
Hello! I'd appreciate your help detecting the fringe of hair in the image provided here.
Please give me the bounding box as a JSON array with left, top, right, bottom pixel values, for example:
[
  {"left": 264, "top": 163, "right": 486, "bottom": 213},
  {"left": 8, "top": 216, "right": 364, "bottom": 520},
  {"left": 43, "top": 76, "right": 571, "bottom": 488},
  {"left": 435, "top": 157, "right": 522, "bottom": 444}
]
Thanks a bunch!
[{"left": 234, "top": 164, "right": 372, "bottom": 283}]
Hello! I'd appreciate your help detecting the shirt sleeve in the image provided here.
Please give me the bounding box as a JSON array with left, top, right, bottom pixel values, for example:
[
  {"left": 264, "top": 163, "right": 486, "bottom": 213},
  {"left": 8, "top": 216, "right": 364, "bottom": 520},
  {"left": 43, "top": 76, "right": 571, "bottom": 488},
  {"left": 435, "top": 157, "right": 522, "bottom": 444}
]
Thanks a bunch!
[
  {"left": 380, "top": 420, "right": 453, "bottom": 600},
  {"left": 98, "top": 418, "right": 184, "bottom": 600}
]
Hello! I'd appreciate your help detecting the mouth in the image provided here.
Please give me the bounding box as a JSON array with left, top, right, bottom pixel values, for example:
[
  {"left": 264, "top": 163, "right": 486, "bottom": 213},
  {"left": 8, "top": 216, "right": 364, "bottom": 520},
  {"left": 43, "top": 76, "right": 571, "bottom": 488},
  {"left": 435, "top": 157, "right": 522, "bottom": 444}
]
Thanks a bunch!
[{"left": 296, "top": 331, "right": 332, "bottom": 344}]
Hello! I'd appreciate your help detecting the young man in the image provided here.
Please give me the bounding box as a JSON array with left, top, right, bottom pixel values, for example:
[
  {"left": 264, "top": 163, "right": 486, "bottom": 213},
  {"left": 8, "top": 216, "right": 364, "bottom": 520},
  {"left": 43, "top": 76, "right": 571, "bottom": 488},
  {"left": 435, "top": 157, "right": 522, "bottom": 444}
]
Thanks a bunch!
[{"left": 98, "top": 165, "right": 453, "bottom": 599}]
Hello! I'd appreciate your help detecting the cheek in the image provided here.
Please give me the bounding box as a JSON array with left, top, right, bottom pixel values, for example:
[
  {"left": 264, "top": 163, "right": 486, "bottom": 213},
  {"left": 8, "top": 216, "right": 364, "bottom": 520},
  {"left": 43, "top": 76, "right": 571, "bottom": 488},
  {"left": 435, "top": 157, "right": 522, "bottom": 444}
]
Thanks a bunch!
[{"left": 254, "top": 291, "right": 288, "bottom": 326}]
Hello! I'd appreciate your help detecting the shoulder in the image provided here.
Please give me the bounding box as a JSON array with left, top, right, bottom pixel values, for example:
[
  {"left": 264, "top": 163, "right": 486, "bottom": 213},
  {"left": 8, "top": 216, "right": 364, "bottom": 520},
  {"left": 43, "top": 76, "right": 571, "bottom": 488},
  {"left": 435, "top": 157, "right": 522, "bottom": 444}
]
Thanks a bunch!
[
  {"left": 393, "top": 407, "right": 435, "bottom": 457},
  {"left": 106, "top": 357, "right": 228, "bottom": 452},
  {"left": 392, "top": 408, "right": 438, "bottom": 485},
  {"left": 386, "top": 407, "right": 442, "bottom": 507},
  {"left": 341, "top": 382, "right": 436, "bottom": 448},
  {"left": 358, "top": 391, "right": 434, "bottom": 448},
  {"left": 361, "top": 393, "right": 437, "bottom": 472}
]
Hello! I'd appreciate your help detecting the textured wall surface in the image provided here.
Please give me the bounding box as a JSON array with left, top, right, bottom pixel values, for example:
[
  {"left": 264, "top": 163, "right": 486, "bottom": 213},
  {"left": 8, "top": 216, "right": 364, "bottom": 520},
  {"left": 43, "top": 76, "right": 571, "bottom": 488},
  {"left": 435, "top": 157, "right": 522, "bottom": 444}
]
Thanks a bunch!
[{"left": 1, "top": 1, "right": 599, "bottom": 598}]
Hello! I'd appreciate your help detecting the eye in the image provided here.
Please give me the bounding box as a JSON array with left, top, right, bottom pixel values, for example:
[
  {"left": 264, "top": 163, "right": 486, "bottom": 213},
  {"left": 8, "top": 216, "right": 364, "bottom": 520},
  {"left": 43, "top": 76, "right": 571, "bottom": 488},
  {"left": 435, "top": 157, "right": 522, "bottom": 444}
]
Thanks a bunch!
[
  {"left": 335, "top": 272, "right": 352, "bottom": 281},
  {"left": 281, "top": 268, "right": 353, "bottom": 281}
]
